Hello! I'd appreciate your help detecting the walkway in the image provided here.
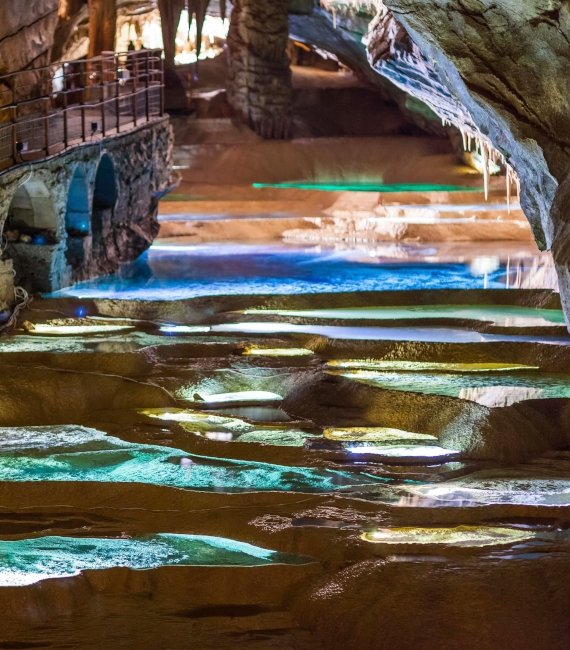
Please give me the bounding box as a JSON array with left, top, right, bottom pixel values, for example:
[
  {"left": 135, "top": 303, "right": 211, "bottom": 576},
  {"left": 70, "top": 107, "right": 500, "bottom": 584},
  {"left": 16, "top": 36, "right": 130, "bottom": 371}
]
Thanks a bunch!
[{"left": 0, "top": 49, "right": 165, "bottom": 171}]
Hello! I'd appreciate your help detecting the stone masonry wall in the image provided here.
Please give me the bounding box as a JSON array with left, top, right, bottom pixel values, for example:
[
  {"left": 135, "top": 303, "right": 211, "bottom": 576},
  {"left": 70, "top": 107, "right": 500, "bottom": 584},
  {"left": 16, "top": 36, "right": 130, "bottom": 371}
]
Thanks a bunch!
[{"left": 0, "top": 117, "right": 173, "bottom": 293}]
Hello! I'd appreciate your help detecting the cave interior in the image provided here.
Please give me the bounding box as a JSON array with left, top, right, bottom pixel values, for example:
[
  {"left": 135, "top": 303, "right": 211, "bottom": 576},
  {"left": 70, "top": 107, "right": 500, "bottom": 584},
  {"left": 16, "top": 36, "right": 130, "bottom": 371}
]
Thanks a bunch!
[{"left": 0, "top": 1, "right": 569, "bottom": 649}]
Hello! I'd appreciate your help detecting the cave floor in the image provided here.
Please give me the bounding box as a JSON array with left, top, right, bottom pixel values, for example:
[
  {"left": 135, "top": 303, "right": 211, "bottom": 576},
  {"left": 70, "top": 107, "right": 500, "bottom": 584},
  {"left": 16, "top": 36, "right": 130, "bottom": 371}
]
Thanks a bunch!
[{"left": 1, "top": 226, "right": 570, "bottom": 649}]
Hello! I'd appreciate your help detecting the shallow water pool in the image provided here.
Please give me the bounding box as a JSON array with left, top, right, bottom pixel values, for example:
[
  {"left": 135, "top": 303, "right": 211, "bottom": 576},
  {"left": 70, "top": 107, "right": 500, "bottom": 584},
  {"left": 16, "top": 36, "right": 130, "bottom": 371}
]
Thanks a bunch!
[
  {"left": 0, "top": 425, "right": 385, "bottom": 493},
  {"left": 52, "top": 242, "right": 535, "bottom": 300},
  {"left": 0, "top": 534, "right": 310, "bottom": 586},
  {"left": 334, "top": 369, "right": 570, "bottom": 406}
]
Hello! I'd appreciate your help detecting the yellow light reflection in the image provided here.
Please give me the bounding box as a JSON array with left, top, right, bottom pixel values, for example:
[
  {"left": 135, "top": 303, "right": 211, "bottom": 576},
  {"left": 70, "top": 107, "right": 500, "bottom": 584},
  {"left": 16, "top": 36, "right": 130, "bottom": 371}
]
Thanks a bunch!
[
  {"left": 243, "top": 346, "right": 315, "bottom": 357},
  {"left": 324, "top": 427, "right": 437, "bottom": 443},
  {"left": 140, "top": 408, "right": 252, "bottom": 432},
  {"left": 23, "top": 323, "right": 134, "bottom": 336},
  {"left": 361, "top": 526, "right": 534, "bottom": 547}
]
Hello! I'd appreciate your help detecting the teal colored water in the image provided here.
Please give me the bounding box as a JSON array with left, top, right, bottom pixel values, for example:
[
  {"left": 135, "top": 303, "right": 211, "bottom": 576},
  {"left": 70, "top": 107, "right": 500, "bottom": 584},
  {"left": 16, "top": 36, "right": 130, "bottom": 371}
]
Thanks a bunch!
[
  {"left": 244, "top": 305, "right": 566, "bottom": 327},
  {"left": 0, "top": 425, "right": 383, "bottom": 492},
  {"left": 337, "top": 370, "right": 570, "bottom": 406},
  {"left": 252, "top": 182, "right": 479, "bottom": 193},
  {"left": 0, "top": 534, "right": 311, "bottom": 586}
]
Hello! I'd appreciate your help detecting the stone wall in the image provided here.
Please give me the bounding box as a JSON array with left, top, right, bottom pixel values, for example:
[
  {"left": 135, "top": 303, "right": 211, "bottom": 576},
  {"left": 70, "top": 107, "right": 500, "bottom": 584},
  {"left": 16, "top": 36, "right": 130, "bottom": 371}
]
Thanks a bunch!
[{"left": 0, "top": 117, "right": 173, "bottom": 293}]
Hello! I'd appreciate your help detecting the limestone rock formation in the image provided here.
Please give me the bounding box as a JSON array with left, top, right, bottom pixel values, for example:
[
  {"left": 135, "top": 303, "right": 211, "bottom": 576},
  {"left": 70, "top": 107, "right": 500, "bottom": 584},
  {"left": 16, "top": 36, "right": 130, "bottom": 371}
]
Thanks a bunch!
[
  {"left": 227, "top": 0, "right": 293, "bottom": 139},
  {"left": 289, "top": 4, "right": 446, "bottom": 135},
  {"left": 87, "top": 0, "right": 117, "bottom": 56},
  {"left": 0, "top": 0, "right": 58, "bottom": 75},
  {"left": 369, "top": 1, "right": 570, "bottom": 323}
]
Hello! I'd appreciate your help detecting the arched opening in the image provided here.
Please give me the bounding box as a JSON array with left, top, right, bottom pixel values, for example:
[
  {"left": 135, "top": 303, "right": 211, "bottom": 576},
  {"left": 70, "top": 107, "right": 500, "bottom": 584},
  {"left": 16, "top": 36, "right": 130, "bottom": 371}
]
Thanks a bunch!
[
  {"left": 5, "top": 179, "right": 58, "bottom": 236},
  {"left": 92, "top": 153, "right": 118, "bottom": 248},
  {"left": 66, "top": 167, "right": 90, "bottom": 235},
  {"left": 4, "top": 179, "right": 59, "bottom": 293},
  {"left": 65, "top": 166, "right": 90, "bottom": 268}
]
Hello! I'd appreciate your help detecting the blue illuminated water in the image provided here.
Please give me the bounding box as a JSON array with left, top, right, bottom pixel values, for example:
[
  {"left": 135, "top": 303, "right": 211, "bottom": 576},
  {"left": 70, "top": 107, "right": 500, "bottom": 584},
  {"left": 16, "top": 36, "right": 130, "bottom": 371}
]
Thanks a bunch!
[{"left": 53, "top": 242, "right": 517, "bottom": 300}]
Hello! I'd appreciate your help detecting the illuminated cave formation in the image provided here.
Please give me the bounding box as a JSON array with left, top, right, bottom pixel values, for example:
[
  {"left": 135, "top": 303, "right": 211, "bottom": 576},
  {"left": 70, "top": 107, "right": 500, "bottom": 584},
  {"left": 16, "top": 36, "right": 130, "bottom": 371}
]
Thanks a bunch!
[{"left": 1, "top": 2, "right": 570, "bottom": 649}]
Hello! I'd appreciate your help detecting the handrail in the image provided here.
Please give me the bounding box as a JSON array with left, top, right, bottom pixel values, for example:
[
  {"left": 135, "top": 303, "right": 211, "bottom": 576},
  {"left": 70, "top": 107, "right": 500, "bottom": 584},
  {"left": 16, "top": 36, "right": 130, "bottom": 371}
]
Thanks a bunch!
[{"left": 0, "top": 49, "right": 165, "bottom": 172}]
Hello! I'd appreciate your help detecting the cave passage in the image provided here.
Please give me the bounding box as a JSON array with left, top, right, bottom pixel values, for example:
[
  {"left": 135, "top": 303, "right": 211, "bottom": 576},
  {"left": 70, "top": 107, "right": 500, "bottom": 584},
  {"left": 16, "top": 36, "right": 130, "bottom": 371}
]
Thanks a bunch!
[{"left": 1, "top": 2, "right": 570, "bottom": 649}]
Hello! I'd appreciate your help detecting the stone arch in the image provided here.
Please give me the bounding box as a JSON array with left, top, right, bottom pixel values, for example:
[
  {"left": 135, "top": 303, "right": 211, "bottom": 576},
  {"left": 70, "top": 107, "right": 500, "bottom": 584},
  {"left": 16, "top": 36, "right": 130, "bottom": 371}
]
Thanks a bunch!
[
  {"left": 4, "top": 178, "right": 59, "bottom": 293},
  {"left": 5, "top": 179, "right": 58, "bottom": 235},
  {"left": 92, "top": 153, "right": 118, "bottom": 247},
  {"left": 65, "top": 165, "right": 91, "bottom": 268}
]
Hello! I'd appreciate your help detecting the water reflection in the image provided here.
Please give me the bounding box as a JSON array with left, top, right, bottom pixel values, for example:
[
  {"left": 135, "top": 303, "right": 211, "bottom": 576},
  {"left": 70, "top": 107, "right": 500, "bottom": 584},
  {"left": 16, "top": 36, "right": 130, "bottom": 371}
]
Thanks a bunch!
[
  {"left": 243, "top": 304, "right": 565, "bottom": 328},
  {"left": 51, "top": 241, "right": 556, "bottom": 300},
  {"left": 397, "top": 481, "right": 570, "bottom": 507},
  {"left": 361, "top": 526, "right": 535, "bottom": 547}
]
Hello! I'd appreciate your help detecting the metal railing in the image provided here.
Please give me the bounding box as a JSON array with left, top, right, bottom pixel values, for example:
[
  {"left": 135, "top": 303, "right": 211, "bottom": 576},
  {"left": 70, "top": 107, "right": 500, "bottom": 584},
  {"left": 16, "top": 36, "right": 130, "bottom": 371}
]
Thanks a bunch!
[{"left": 0, "top": 49, "right": 165, "bottom": 171}]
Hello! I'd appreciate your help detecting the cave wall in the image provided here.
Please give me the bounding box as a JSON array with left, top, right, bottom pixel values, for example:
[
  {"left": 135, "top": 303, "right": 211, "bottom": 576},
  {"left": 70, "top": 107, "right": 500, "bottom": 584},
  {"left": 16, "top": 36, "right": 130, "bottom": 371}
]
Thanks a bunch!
[
  {"left": 371, "top": 0, "right": 570, "bottom": 322},
  {"left": 0, "top": 118, "right": 173, "bottom": 293},
  {"left": 289, "top": 6, "right": 447, "bottom": 137},
  {"left": 0, "top": 0, "right": 58, "bottom": 75}
]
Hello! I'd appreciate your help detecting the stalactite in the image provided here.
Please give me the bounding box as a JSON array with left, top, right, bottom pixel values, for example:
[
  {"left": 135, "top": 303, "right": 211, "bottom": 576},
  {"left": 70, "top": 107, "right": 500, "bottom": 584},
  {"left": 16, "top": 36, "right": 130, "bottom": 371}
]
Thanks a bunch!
[
  {"left": 481, "top": 141, "right": 489, "bottom": 201},
  {"left": 157, "top": 0, "right": 186, "bottom": 66},
  {"left": 188, "top": 0, "right": 211, "bottom": 58}
]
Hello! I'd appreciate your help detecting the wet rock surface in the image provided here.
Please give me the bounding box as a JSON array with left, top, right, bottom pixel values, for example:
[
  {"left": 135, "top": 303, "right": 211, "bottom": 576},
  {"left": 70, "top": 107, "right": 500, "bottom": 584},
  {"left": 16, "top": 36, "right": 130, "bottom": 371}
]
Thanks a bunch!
[
  {"left": 1, "top": 286, "right": 570, "bottom": 648},
  {"left": 366, "top": 1, "right": 570, "bottom": 326}
]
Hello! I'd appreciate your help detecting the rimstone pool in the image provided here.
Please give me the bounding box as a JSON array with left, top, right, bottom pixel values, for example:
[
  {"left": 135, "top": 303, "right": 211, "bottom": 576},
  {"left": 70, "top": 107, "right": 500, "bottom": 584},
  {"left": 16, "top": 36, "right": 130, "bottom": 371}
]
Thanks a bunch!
[
  {"left": 0, "top": 218, "right": 568, "bottom": 650},
  {"left": 4, "top": 3, "right": 570, "bottom": 647},
  {"left": 3, "top": 230, "right": 570, "bottom": 649}
]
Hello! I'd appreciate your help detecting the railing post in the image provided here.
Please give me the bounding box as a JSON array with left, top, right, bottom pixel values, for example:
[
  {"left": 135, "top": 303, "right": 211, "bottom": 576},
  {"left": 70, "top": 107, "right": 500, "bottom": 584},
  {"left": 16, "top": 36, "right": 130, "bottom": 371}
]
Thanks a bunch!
[
  {"left": 160, "top": 55, "right": 165, "bottom": 117},
  {"left": 81, "top": 101, "right": 86, "bottom": 142},
  {"left": 131, "top": 52, "right": 138, "bottom": 127},
  {"left": 63, "top": 87, "right": 68, "bottom": 148},
  {"left": 101, "top": 95, "right": 106, "bottom": 136},
  {"left": 43, "top": 98, "right": 50, "bottom": 155},
  {"left": 145, "top": 50, "right": 150, "bottom": 122},
  {"left": 115, "top": 53, "right": 120, "bottom": 133},
  {"left": 100, "top": 52, "right": 114, "bottom": 138},
  {"left": 11, "top": 107, "right": 17, "bottom": 165}
]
